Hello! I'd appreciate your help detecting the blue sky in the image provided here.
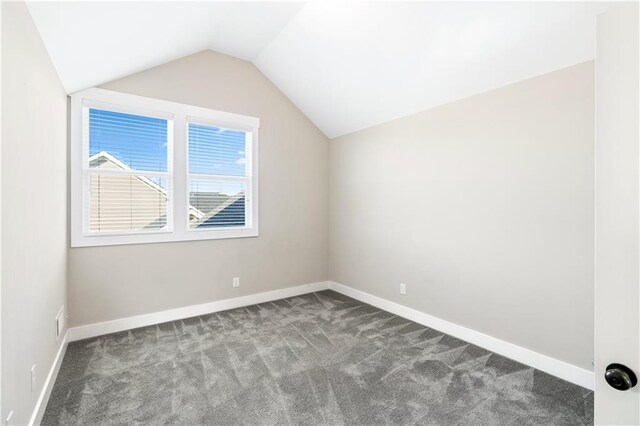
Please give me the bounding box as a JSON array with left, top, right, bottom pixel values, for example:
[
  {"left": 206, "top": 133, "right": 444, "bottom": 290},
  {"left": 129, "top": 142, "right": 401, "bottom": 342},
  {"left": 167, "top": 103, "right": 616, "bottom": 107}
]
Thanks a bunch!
[
  {"left": 89, "top": 108, "right": 246, "bottom": 195},
  {"left": 188, "top": 123, "right": 246, "bottom": 177},
  {"left": 89, "top": 108, "right": 168, "bottom": 172}
]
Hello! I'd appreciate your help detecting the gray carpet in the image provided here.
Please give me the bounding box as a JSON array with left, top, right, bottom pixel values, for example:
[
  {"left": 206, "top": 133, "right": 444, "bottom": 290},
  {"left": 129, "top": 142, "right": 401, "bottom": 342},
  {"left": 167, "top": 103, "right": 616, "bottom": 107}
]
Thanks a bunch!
[{"left": 43, "top": 290, "right": 593, "bottom": 425}]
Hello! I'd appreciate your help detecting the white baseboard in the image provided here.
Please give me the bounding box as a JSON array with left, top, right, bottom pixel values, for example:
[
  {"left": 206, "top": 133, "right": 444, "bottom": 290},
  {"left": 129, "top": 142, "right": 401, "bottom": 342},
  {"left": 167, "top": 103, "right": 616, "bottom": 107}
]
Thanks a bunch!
[
  {"left": 29, "top": 332, "right": 68, "bottom": 426},
  {"left": 64, "top": 279, "right": 593, "bottom": 391},
  {"left": 328, "top": 281, "right": 594, "bottom": 390},
  {"left": 68, "top": 281, "right": 330, "bottom": 342}
]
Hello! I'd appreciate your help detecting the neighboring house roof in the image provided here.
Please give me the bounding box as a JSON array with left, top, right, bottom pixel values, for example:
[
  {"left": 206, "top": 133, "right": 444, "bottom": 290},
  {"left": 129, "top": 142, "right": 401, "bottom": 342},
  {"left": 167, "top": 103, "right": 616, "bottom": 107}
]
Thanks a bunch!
[
  {"left": 194, "top": 192, "right": 245, "bottom": 228},
  {"left": 190, "top": 192, "right": 231, "bottom": 216},
  {"left": 89, "top": 151, "right": 245, "bottom": 228}
]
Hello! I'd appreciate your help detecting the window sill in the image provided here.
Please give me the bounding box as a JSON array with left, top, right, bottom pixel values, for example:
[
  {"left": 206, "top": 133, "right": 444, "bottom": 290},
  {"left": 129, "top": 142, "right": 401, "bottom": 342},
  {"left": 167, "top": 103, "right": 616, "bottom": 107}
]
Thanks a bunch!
[{"left": 71, "top": 227, "right": 259, "bottom": 248}]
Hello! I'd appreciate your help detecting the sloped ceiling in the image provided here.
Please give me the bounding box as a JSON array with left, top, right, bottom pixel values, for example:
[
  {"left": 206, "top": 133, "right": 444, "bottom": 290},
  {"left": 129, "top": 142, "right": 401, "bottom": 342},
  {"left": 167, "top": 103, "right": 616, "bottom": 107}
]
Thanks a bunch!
[
  {"left": 25, "top": 2, "right": 305, "bottom": 93},
  {"left": 27, "top": 1, "right": 614, "bottom": 138}
]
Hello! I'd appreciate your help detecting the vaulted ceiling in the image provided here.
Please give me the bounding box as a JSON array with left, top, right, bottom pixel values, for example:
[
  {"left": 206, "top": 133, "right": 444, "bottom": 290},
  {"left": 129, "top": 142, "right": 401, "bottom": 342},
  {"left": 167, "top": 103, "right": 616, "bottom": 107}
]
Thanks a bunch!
[{"left": 27, "top": 1, "right": 614, "bottom": 137}]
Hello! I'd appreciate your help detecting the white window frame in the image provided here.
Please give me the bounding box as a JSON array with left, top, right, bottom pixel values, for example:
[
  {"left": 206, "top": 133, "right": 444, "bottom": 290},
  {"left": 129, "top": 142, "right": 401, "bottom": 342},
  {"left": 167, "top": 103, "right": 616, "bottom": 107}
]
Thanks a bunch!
[{"left": 71, "top": 88, "right": 259, "bottom": 247}]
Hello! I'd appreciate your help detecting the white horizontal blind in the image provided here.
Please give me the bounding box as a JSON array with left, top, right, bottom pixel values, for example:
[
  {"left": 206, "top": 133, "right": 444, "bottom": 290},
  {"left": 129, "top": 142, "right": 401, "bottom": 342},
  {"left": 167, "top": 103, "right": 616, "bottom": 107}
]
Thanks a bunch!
[
  {"left": 187, "top": 123, "right": 251, "bottom": 229},
  {"left": 85, "top": 108, "right": 172, "bottom": 234}
]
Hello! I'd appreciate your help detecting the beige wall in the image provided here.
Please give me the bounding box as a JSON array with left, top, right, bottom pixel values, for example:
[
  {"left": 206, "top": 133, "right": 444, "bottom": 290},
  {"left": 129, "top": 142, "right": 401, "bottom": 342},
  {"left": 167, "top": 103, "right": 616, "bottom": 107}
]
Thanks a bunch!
[
  {"left": 1, "top": 2, "right": 68, "bottom": 424},
  {"left": 68, "top": 50, "right": 329, "bottom": 327},
  {"left": 329, "top": 62, "right": 595, "bottom": 370}
]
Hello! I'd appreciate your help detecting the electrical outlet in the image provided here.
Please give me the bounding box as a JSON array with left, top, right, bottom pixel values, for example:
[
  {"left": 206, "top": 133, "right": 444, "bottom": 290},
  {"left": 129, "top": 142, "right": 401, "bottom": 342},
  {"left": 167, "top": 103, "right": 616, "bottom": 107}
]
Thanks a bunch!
[
  {"left": 400, "top": 283, "right": 407, "bottom": 295},
  {"left": 5, "top": 410, "right": 13, "bottom": 426},
  {"left": 31, "top": 365, "right": 36, "bottom": 393},
  {"left": 232, "top": 277, "right": 240, "bottom": 288}
]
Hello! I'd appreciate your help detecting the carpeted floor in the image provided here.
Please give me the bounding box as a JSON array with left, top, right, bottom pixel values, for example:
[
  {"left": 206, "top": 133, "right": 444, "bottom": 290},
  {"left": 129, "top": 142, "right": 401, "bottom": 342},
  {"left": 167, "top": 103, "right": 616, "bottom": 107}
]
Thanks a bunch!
[{"left": 43, "top": 290, "right": 593, "bottom": 425}]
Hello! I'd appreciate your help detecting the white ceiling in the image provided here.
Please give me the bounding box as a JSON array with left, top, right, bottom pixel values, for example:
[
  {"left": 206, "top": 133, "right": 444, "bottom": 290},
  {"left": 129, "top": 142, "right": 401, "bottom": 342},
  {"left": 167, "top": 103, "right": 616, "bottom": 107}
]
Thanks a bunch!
[
  {"left": 27, "top": 1, "right": 614, "bottom": 138},
  {"left": 26, "top": 1, "right": 305, "bottom": 93}
]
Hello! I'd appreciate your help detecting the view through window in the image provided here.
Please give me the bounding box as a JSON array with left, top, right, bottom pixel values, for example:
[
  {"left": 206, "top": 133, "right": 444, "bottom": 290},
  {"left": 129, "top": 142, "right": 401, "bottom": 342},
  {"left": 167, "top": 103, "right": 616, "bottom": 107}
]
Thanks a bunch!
[
  {"left": 188, "top": 123, "right": 249, "bottom": 229},
  {"left": 88, "top": 108, "right": 170, "bottom": 232}
]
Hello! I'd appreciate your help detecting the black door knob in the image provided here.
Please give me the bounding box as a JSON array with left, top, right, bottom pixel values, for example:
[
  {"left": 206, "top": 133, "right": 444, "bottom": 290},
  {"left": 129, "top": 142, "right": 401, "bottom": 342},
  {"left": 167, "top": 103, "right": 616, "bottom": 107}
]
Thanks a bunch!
[{"left": 605, "top": 364, "right": 637, "bottom": 391}]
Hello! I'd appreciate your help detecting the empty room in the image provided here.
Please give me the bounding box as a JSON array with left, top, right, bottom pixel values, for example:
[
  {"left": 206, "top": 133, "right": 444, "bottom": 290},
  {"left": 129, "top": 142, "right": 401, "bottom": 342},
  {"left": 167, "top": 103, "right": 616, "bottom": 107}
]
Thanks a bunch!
[{"left": 1, "top": 1, "right": 639, "bottom": 425}]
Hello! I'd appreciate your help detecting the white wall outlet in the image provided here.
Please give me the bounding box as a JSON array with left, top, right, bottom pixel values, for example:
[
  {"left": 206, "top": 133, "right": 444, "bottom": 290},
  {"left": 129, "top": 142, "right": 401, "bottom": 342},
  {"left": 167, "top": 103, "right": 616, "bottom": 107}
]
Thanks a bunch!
[
  {"left": 232, "top": 277, "right": 240, "bottom": 288},
  {"left": 30, "top": 364, "right": 36, "bottom": 393},
  {"left": 5, "top": 410, "right": 13, "bottom": 426},
  {"left": 400, "top": 283, "right": 407, "bottom": 295}
]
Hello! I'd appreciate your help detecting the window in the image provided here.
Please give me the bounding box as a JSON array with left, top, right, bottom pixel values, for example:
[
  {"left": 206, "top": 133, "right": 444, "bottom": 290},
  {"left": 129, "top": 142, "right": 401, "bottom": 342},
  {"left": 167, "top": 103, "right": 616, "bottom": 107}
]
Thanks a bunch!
[
  {"left": 87, "top": 108, "right": 171, "bottom": 234},
  {"left": 187, "top": 122, "right": 251, "bottom": 230},
  {"left": 71, "top": 88, "right": 259, "bottom": 247}
]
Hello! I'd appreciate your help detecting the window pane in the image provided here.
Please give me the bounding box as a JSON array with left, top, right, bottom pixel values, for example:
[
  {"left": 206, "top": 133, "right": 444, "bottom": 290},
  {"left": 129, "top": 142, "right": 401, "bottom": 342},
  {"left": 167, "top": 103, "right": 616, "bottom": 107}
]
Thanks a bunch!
[
  {"left": 188, "top": 123, "right": 247, "bottom": 176},
  {"left": 89, "top": 173, "right": 168, "bottom": 232},
  {"left": 89, "top": 108, "right": 168, "bottom": 172},
  {"left": 189, "top": 180, "right": 246, "bottom": 229}
]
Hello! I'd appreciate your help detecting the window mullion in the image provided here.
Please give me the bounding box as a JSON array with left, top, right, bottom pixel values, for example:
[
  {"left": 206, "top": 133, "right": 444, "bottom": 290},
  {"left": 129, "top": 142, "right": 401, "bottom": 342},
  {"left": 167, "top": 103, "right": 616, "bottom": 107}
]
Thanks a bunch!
[
  {"left": 85, "top": 168, "right": 170, "bottom": 178},
  {"left": 186, "top": 174, "right": 249, "bottom": 182},
  {"left": 173, "top": 113, "right": 187, "bottom": 236}
]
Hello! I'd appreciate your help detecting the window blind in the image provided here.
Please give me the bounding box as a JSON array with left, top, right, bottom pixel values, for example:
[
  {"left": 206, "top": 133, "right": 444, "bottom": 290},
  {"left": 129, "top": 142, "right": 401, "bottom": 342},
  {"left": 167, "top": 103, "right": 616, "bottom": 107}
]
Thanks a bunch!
[
  {"left": 87, "top": 108, "right": 170, "bottom": 233},
  {"left": 89, "top": 109, "right": 168, "bottom": 172},
  {"left": 188, "top": 123, "right": 249, "bottom": 229}
]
